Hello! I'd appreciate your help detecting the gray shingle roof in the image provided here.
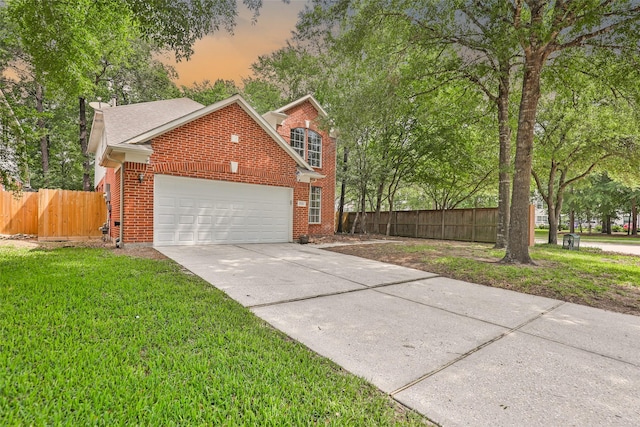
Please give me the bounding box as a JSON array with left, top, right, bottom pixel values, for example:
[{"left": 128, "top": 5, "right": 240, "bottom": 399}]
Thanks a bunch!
[{"left": 102, "top": 98, "right": 204, "bottom": 146}]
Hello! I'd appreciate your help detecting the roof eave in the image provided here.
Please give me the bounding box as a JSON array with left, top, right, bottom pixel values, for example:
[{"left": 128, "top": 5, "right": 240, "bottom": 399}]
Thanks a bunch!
[
  {"left": 87, "top": 112, "right": 104, "bottom": 154},
  {"left": 100, "top": 144, "right": 153, "bottom": 167}
]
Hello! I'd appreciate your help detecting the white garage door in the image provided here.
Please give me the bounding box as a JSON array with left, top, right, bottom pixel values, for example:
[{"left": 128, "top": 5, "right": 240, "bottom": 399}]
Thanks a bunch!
[{"left": 154, "top": 175, "right": 293, "bottom": 246}]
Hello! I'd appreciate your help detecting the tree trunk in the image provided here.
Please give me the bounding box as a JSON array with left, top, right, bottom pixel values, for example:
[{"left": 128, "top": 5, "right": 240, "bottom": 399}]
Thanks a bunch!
[
  {"left": 569, "top": 210, "right": 575, "bottom": 233},
  {"left": 350, "top": 211, "right": 359, "bottom": 235},
  {"left": 79, "top": 97, "right": 91, "bottom": 191},
  {"left": 35, "top": 84, "right": 49, "bottom": 186},
  {"left": 494, "top": 70, "right": 512, "bottom": 249},
  {"left": 549, "top": 189, "right": 565, "bottom": 245},
  {"left": 386, "top": 196, "right": 395, "bottom": 236},
  {"left": 336, "top": 147, "right": 348, "bottom": 233},
  {"left": 359, "top": 187, "right": 367, "bottom": 234},
  {"left": 503, "top": 53, "right": 544, "bottom": 264},
  {"left": 632, "top": 198, "right": 637, "bottom": 236},
  {"left": 374, "top": 180, "right": 384, "bottom": 234},
  {"left": 547, "top": 200, "right": 558, "bottom": 245}
]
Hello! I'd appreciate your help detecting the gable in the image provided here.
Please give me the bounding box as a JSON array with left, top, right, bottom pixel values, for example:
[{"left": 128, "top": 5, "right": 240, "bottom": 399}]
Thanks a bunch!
[
  {"left": 281, "top": 100, "right": 323, "bottom": 121},
  {"left": 150, "top": 102, "right": 301, "bottom": 176}
]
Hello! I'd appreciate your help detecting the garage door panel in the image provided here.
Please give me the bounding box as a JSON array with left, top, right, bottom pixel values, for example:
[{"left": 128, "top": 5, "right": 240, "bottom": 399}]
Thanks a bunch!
[
  {"left": 198, "top": 231, "right": 213, "bottom": 241},
  {"left": 157, "top": 214, "right": 174, "bottom": 225},
  {"left": 198, "top": 215, "right": 212, "bottom": 224},
  {"left": 154, "top": 175, "right": 292, "bottom": 246},
  {"left": 198, "top": 200, "right": 214, "bottom": 208},
  {"left": 179, "top": 198, "right": 195, "bottom": 208},
  {"left": 179, "top": 215, "right": 194, "bottom": 224}
]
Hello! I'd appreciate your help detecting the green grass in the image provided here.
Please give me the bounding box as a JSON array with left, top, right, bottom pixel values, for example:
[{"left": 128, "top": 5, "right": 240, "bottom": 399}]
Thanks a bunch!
[
  {"left": 0, "top": 246, "right": 426, "bottom": 426},
  {"left": 401, "top": 242, "right": 640, "bottom": 305},
  {"left": 535, "top": 228, "right": 640, "bottom": 244}
]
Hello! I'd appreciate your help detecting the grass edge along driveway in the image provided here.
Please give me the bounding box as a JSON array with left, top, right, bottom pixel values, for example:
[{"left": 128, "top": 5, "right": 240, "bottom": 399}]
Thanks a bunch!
[
  {"left": 327, "top": 240, "right": 640, "bottom": 316},
  {"left": 0, "top": 246, "right": 428, "bottom": 426}
]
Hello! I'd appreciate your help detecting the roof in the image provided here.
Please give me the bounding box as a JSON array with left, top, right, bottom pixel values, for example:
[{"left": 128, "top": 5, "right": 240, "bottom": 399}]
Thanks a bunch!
[
  {"left": 274, "top": 94, "right": 328, "bottom": 117},
  {"left": 106, "top": 98, "right": 204, "bottom": 146},
  {"left": 89, "top": 95, "right": 317, "bottom": 172}
]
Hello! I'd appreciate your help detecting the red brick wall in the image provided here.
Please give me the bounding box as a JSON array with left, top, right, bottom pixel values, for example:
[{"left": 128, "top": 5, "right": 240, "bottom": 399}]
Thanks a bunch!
[
  {"left": 120, "top": 102, "right": 314, "bottom": 243},
  {"left": 277, "top": 100, "right": 337, "bottom": 235},
  {"left": 100, "top": 99, "right": 336, "bottom": 244}
]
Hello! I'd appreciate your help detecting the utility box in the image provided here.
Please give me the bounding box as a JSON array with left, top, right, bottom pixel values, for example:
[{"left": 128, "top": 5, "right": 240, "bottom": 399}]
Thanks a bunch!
[{"left": 562, "top": 233, "right": 581, "bottom": 250}]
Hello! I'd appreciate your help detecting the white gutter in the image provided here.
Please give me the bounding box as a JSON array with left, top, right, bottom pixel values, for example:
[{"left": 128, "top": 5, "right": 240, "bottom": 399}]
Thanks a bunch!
[{"left": 105, "top": 151, "right": 124, "bottom": 248}]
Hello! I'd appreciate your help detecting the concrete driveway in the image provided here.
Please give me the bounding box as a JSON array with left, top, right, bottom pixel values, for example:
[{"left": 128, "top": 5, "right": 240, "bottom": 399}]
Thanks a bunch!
[{"left": 157, "top": 243, "right": 640, "bottom": 426}]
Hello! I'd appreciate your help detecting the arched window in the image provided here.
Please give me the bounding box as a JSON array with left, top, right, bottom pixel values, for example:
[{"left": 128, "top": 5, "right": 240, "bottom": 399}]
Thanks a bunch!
[
  {"left": 289, "top": 128, "right": 322, "bottom": 168},
  {"left": 307, "top": 130, "right": 322, "bottom": 167}
]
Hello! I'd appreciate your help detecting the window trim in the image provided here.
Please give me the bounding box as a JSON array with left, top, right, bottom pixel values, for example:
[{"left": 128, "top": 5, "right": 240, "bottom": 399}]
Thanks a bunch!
[
  {"left": 307, "top": 130, "right": 322, "bottom": 168},
  {"left": 290, "top": 128, "right": 305, "bottom": 159},
  {"left": 290, "top": 127, "right": 322, "bottom": 168},
  {"left": 309, "top": 186, "right": 321, "bottom": 224}
]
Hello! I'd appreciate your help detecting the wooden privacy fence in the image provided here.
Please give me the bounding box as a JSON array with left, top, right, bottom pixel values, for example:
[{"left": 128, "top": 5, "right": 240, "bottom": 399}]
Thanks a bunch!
[
  {"left": 0, "top": 188, "right": 107, "bottom": 241},
  {"left": 341, "top": 208, "right": 499, "bottom": 243}
]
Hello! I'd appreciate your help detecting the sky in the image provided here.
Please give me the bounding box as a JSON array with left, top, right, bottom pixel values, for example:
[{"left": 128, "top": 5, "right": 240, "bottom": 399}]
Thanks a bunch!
[{"left": 162, "top": 0, "right": 309, "bottom": 87}]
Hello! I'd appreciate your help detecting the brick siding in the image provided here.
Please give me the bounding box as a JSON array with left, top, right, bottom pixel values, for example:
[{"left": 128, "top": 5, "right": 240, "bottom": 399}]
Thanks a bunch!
[
  {"left": 277, "top": 100, "right": 337, "bottom": 236},
  {"left": 101, "top": 100, "right": 335, "bottom": 243}
]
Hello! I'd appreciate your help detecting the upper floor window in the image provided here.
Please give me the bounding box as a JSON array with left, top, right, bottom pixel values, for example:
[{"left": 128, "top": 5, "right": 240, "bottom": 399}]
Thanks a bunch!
[
  {"left": 290, "top": 128, "right": 322, "bottom": 168},
  {"left": 290, "top": 128, "right": 305, "bottom": 159}
]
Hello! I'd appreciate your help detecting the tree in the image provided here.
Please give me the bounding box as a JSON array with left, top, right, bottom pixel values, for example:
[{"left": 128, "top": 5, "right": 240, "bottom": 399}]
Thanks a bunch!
[
  {"left": 3, "top": 0, "right": 267, "bottom": 189},
  {"left": 532, "top": 70, "right": 640, "bottom": 244},
  {"left": 499, "top": 1, "right": 640, "bottom": 263},
  {"left": 297, "top": 0, "right": 519, "bottom": 247},
  {"left": 299, "top": 1, "right": 640, "bottom": 260},
  {"left": 241, "top": 78, "right": 286, "bottom": 114},
  {"left": 181, "top": 79, "right": 239, "bottom": 106},
  {"left": 124, "top": 0, "right": 264, "bottom": 60},
  {"left": 0, "top": 88, "right": 23, "bottom": 190}
]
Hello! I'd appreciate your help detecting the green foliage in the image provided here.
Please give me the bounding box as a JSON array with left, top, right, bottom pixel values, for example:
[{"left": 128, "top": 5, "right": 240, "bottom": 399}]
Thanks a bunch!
[
  {"left": 180, "top": 79, "right": 238, "bottom": 106},
  {"left": 125, "top": 0, "right": 263, "bottom": 60},
  {"left": 241, "top": 78, "right": 286, "bottom": 114},
  {"left": 7, "top": 0, "right": 137, "bottom": 97},
  {"left": 0, "top": 246, "right": 425, "bottom": 425},
  {"left": 2, "top": 0, "right": 262, "bottom": 189}
]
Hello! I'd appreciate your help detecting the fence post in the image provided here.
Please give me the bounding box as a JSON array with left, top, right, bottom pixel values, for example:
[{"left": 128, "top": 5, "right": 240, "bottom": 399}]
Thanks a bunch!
[
  {"left": 472, "top": 208, "right": 476, "bottom": 242},
  {"left": 529, "top": 204, "right": 535, "bottom": 246},
  {"left": 415, "top": 210, "right": 419, "bottom": 237},
  {"left": 441, "top": 209, "right": 445, "bottom": 240}
]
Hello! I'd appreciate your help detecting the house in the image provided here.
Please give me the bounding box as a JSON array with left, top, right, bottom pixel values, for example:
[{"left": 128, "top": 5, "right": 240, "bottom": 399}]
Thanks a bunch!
[
  {"left": 88, "top": 94, "right": 336, "bottom": 246},
  {"left": 532, "top": 193, "right": 549, "bottom": 227}
]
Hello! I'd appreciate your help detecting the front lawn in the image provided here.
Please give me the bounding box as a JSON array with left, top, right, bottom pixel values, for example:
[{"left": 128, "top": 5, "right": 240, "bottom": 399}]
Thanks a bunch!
[
  {"left": 328, "top": 240, "right": 640, "bottom": 315},
  {"left": 535, "top": 228, "right": 640, "bottom": 244},
  {"left": 0, "top": 245, "right": 426, "bottom": 425}
]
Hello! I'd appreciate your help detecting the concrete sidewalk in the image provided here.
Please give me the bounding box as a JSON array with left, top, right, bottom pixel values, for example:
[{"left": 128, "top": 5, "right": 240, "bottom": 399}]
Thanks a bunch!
[
  {"left": 536, "top": 239, "right": 640, "bottom": 256},
  {"left": 158, "top": 243, "right": 640, "bottom": 426}
]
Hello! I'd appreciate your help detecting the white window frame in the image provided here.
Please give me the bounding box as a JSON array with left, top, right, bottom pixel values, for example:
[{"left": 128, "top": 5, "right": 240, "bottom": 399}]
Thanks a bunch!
[
  {"left": 290, "top": 128, "right": 305, "bottom": 159},
  {"left": 307, "top": 130, "right": 322, "bottom": 168},
  {"left": 309, "top": 186, "right": 321, "bottom": 224},
  {"left": 290, "top": 127, "right": 322, "bottom": 168}
]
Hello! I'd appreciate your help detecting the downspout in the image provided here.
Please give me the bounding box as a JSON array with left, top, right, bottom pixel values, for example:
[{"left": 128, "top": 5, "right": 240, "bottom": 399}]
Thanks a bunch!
[{"left": 105, "top": 151, "right": 124, "bottom": 248}]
